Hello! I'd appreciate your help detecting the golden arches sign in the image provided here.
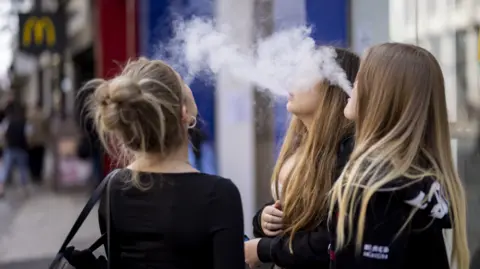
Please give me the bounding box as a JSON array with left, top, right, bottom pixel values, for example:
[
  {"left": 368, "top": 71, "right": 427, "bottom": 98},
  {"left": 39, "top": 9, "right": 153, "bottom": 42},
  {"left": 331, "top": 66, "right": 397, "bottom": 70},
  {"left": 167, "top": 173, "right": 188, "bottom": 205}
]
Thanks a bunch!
[{"left": 22, "top": 16, "right": 56, "bottom": 47}]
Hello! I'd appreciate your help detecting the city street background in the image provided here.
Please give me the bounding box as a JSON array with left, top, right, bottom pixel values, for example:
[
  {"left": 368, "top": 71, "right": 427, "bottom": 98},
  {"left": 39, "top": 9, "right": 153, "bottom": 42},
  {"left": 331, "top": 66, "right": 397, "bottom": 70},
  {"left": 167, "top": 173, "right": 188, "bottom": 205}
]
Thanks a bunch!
[{"left": 1, "top": 0, "right": 480, "bottom": 268}]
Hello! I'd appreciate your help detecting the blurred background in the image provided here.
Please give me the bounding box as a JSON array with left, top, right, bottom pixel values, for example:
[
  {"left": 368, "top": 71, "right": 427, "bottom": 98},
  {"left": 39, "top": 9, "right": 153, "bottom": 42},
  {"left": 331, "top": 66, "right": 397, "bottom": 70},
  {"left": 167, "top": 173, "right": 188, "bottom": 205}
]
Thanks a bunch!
[{"left": 0, "top": 0, "right": 479, "bottom": 268}]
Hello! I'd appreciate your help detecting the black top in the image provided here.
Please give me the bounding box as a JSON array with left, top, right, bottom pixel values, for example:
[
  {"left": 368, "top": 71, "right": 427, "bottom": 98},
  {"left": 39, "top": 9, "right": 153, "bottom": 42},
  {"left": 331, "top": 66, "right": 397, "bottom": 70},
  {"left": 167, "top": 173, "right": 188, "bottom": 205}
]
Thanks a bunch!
[
  {"left": 98, "top": 169, "right": 245, "bottom": 269},
  {"left": 253, "top": 136, "right": 355, "bottom": 269},
  {"left": 5, "top": 117, "right": 28, "bottom": 150},
  {"left": 328, "top": 177, "right": 451, "bottom": 269}
]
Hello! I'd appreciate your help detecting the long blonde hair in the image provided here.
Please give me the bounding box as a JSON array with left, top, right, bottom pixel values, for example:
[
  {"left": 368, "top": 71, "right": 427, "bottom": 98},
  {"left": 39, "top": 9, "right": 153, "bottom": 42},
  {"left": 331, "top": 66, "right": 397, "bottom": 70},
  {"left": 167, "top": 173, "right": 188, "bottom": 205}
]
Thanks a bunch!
[
  {"left": 329, "top": 43, "right": 469, "bottom": 269},
  {"left": 272, "top": 48, "right": 360, "bottom": 252}
]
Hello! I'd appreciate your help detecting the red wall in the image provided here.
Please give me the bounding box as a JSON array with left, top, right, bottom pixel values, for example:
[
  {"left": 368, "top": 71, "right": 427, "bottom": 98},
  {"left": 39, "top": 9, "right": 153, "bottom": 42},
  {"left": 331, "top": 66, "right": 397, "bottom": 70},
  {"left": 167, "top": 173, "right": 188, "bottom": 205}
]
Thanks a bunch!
[{"left": 95, "top": 0, "right": 139, "bottom": 175}]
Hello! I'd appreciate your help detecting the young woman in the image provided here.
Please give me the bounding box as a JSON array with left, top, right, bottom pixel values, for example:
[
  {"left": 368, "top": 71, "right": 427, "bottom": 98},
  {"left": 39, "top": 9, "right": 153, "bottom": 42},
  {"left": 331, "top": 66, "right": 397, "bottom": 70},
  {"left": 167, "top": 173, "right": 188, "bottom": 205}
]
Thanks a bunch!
[
  {"left": 86, "top": 58, "right": 245, "bottom": 269},
  {"left": 328, "top": 43, "right": 469, "bottom": 269},
  {"left": 245, "top": 48, "right": 360, "bottom": 269}
]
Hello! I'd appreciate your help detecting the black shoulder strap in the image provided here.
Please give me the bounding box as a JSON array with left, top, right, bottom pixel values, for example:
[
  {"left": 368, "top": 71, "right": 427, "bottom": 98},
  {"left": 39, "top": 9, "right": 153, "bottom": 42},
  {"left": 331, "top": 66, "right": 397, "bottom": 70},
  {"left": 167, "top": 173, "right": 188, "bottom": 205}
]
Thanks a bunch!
[
  {"left": 106, "top": 170, "right": 114, "bottom": 269},
  {"left": 57, "top": 169, "right": 119, "bottom": 253}
]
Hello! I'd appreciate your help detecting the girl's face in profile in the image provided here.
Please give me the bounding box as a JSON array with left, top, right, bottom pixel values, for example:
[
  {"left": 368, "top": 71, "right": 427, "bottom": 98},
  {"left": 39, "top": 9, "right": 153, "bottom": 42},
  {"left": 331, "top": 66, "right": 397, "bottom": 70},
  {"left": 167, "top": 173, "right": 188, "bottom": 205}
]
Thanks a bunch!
[
  {"left": 286, "top": 86, "right": 322, "bottom": 117},
  {"left": 344, "top": 81, "right": 357, "bottom": 120}
]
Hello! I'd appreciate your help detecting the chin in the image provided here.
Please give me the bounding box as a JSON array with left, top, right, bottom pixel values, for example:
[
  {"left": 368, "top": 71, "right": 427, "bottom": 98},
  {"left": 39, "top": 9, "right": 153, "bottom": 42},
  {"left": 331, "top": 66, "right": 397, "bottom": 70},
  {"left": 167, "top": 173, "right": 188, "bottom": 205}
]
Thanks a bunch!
[
  {"left": 343, "top": 110, "right": 354, "bottom": 120},
  {"left": 286, "top": 102, "right": 295, "bottom": 113}
]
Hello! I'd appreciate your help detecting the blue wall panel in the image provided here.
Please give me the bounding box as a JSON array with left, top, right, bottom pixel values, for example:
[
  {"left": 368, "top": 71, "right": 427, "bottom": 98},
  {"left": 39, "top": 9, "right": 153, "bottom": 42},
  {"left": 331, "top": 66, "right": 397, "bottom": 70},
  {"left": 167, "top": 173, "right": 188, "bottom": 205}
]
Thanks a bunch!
[{"left": 306, "top": 0, "right": 348, "bottom": 47}]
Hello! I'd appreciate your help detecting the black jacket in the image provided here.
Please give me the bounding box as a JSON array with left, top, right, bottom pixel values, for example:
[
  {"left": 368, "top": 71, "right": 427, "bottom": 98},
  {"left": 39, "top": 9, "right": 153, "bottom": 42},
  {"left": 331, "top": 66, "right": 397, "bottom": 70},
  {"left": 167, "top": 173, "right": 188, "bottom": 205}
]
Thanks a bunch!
[
  {"left": 328, "top": 176, "right": 451, "bottom": 269},
  {"left": 253, "top": 136, "right": 354, "bottom": 269}
]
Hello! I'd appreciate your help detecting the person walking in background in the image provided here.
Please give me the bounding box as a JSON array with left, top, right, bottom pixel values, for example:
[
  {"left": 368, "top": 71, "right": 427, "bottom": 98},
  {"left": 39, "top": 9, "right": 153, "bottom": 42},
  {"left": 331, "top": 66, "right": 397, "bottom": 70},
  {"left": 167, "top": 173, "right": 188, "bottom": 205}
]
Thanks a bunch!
[
  {"left": 27, "top": 104, "right": 49, "bottom": 185},
  {"left": 0, "top": 104, "right": 31, "bottom": 198}
]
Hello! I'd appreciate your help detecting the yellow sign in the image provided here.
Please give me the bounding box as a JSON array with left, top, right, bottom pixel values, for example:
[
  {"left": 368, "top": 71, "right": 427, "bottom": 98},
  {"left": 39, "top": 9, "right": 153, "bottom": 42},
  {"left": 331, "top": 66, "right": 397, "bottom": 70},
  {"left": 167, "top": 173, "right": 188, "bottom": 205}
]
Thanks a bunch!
[{"left": 22, "top": 16, "right": 56, "bottom": 47}]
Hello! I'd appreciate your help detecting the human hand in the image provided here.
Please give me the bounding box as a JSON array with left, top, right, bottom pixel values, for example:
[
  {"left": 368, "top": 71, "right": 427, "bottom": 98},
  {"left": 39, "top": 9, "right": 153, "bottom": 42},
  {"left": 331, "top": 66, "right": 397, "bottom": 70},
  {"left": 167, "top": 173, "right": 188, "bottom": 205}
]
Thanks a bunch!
[
  {"left": 244, "top": 238, "right": 261, "bottom": 268},
  {"left": 260, "top": 201, "right": 283, "bottom": 236}
]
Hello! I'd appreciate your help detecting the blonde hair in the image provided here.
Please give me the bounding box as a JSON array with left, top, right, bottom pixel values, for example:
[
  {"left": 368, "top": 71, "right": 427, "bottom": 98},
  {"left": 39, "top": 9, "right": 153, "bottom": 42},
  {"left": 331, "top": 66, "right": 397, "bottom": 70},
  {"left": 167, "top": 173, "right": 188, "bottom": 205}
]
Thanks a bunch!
[
  {"left": 328, "top": 43, "right": 469, "bottom": 269},
  {"left": 272, "top": 48, "right": 359, "bottom": 252},
  {"left": 85, "top": 57, "right": 188, "bottom": 187}
]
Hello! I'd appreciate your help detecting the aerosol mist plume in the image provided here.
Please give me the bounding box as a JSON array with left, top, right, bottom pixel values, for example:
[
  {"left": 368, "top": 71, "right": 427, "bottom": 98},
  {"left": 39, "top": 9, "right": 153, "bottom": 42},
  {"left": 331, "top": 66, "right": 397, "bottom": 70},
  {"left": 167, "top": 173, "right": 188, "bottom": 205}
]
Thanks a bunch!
[{"left": 156, "top": 17, "right": 352, "bottom": 96}]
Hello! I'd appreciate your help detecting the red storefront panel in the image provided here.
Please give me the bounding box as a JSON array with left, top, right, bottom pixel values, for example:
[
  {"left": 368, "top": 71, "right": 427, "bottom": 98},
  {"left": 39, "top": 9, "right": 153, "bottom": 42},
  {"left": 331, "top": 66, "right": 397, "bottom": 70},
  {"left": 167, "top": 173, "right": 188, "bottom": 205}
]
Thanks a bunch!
[{"left": 95, "top": 0, "right": 138, "bottom": 176}]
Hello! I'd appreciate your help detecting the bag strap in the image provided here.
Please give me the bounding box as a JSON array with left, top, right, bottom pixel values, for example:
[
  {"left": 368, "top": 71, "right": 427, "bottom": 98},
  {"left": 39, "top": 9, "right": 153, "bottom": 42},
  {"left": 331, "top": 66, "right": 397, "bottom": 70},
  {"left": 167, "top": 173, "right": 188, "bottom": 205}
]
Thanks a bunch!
[
  {"left": 88, "top": 233, "right": 106, "bottom": 251},
  {"left": 58, "top": 169, "right": 119, "bottom": 253},
  {"left": 106, "top": 171, "right": 113, "bottom": 269}
]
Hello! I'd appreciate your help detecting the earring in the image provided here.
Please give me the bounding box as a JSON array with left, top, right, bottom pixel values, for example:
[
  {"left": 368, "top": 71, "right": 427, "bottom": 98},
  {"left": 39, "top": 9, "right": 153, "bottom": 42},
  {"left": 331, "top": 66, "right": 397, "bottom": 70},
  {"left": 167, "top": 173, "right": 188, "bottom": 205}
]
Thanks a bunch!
[{"left": 188, "top": 116, "right": 197, "bottom": 129}]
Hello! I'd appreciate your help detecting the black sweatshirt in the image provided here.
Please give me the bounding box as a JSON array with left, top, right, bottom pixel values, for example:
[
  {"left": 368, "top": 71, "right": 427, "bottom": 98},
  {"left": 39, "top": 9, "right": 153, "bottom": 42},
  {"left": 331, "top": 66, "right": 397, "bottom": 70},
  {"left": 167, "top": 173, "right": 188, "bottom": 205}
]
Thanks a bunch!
[
  {"left": 328, "top": 176, "right": 452, "bottom": 269},
  {"left": 98, "top": 170, "right": 245, "bottom": 269},
  {"left": 253, "top": 136, "right": 354, "bottom": 269}
]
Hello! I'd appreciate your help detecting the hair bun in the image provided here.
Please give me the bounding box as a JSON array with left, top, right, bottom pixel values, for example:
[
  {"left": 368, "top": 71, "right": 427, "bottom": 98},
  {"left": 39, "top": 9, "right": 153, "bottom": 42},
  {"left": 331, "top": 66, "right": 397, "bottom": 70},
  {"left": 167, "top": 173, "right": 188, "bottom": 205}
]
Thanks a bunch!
[
  {"left": 108, "top": 77, "right": 142, "bottom": 104},
  {"left": 97, "top": 76, "right": 144, "bottom": 130},
  {"left": 88, "top": 57, "right": 189, "bottom": 160}
]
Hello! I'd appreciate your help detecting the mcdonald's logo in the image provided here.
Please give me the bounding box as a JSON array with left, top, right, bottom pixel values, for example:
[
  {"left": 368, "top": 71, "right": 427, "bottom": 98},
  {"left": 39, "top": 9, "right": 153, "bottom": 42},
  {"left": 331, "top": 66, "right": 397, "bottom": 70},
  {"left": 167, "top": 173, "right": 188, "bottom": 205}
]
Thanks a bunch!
[{"left": 22, "top": 16, "right": 56, "bottom": 48}]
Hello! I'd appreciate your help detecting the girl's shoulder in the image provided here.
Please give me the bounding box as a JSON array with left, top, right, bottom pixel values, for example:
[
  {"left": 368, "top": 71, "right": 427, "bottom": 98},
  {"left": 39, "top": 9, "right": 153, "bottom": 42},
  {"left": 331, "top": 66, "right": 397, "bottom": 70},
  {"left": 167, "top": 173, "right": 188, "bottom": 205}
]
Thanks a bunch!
[{"left": 379, "top": 176, "right": 451, "bottom": 229}]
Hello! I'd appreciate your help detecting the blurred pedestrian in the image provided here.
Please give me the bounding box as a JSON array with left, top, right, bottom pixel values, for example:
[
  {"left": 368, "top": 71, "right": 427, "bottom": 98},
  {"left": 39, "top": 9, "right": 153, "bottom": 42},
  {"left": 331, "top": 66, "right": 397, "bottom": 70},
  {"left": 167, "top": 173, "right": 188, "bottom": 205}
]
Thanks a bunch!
[
  {"left": 0, "top": 92, "right": 15, "bottom": 159},
  {"left": 27, "top": 104, "right": 49, "bottom": 184},
  {"left": 0, "top": 104, "right": 30, "bottom": 197}
]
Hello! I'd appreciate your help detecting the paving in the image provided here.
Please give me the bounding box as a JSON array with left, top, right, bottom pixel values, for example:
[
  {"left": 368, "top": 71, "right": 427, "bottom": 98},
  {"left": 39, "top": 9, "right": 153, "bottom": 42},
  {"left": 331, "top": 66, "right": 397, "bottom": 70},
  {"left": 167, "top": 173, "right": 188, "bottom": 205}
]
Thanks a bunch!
[{"left": 0, "top": 186, "right": 101, "bottom": 269}]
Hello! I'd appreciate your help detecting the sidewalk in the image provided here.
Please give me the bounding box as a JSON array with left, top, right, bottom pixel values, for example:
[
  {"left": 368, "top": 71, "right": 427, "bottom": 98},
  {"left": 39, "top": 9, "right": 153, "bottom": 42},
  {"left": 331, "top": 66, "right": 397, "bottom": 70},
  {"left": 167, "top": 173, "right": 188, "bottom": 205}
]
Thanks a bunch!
[{"left": 0, "top": 188, "right": 100, "bottom": 266}]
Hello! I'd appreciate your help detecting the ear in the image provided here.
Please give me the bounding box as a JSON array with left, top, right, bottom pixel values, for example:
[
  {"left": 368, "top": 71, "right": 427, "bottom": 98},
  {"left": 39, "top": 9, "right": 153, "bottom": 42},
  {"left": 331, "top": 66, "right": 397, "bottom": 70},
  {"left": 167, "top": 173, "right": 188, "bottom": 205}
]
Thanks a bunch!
[{"left": 181, "top": 104, "right": 189, "bottom": 123}]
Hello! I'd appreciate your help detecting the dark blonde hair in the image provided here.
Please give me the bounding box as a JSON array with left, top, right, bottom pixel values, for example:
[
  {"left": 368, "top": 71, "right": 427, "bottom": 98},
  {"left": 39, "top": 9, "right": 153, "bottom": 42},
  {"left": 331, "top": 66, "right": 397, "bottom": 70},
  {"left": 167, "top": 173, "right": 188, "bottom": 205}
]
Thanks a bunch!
[
  {"left": 85, "top": 58, "right": 189, "bottom": 184},
  {"left": 329, "top": 43, "right": 469, "bottom": 269},
  {"left": 272, "top": 48, "right": 360, "bottom": 252}
]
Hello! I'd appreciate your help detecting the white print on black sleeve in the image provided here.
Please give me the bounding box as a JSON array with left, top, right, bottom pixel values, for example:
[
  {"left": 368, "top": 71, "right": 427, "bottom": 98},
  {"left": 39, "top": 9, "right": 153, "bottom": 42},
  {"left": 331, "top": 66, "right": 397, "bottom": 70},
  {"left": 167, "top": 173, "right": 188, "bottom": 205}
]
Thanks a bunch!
[
  {"left": 362, "top": 244, "right": 389, "bottom": 260},
  {"left": 404, "top": 181, "right": 449, "bottom": 219}
]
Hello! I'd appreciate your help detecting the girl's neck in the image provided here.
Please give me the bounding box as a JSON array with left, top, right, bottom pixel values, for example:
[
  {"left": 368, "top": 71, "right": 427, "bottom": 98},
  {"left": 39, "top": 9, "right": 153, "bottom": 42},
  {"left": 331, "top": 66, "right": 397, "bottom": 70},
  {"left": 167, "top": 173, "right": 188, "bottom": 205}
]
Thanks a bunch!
[
  {"left": 298, "top": 115, "right": 313, "bottom": 131},
  {"left": 128, "top": 143, "right": 197, "bottom": 173}
]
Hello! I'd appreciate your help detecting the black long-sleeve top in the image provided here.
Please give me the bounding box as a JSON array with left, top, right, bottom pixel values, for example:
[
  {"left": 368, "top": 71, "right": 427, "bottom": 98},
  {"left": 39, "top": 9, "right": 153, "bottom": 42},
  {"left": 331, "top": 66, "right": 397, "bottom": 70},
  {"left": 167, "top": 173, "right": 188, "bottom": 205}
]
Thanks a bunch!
[
  {"left": 253, "top": 136, "right": 354, "bottom": 269},
  {"left": 328, "top": 176, "right": 452, "bottom": 269},
  {"left": 98, "top": 169, "right": 245, "bottom": 269}
]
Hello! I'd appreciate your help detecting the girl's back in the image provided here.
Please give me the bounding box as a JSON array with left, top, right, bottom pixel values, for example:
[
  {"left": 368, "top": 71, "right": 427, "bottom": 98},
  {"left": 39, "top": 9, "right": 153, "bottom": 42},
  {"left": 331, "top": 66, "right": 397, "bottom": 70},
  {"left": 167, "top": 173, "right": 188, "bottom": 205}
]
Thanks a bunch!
[
  {"left": 100, "top": 170, "right": 244, "bottom": 269},
  {"left": 84, "top": 58, "right": 246, "bottom": 269}
]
